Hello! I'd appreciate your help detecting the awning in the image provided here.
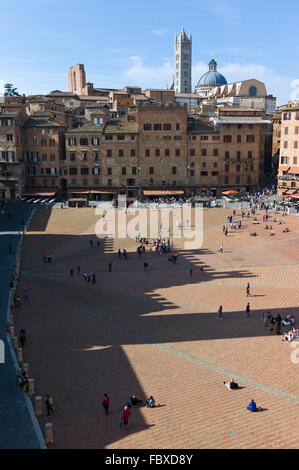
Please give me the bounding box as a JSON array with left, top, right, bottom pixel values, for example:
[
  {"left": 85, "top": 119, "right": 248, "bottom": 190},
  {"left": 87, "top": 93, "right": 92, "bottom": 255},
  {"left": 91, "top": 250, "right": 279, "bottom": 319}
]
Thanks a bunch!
[
  {"left": 70, "top": 190, "right": 89, "bottom": 194},
  {"left": 22, "top": 188, "right": 57, "bottom": 197},
  {"left": 288, "top": 167, "right": 299, "bottom": 175},
  {"left": 222, "top": 190, "right": 239, "bottom": 195},
  {"left": 68, "top": 198, "right": 87, "bottom": 202},
  {"left": 279, "top": 166, "right": 291, "bottom": 173},
  {"left": 89, "top": 190, "right": 117, "bottom": 194},
  {"left": 143, "top": 190, "right": 184, "bottom": 196},
  {"left": 291, "top": 193, "right": 299, "bottom": 198}
]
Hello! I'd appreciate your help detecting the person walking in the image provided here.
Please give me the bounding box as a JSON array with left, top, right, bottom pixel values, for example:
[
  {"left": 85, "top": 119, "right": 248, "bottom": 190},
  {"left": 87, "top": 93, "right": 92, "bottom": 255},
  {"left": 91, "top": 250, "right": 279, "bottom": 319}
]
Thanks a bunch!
[
  {"left": 217, "top": 305, "right": 223, "bottom": 320},
  {"left": 77, "top": 265, "right": 80, "bottom": 275},
  {"left": 70, "top": 266, "right": 74, "bottom": 277},
  {"left": 189, "top": 265, "right": 193, "bottom": 276},
  {"left": 246, "top": 302, "right": 250, "bottom": 317},
  {"left": 23, "top": 287, "right": 28, "bottom": 300},
  {"left": 45, "top": 394, "right": 53, "bottom": 416},
  {"left": 102, "top": 393, "right": 110, "bottom": 416},
  {"left": 246, "top": 283, "right": 250, "bottom": 297},
  {"left": 19, "top": 329, "right": 26, "bottom": 348},
  {"left": 108, "top": 262, "right": 112, "bottom": 272},
  {"left": 92, "top": 273, "right": 96, "bottom": 284},
  {"left": 219, "top": 244, "right": 223, "bottom": 253},
  {"left": 89, "top": 239, "right": 93, "bottom": 247},
  {"left": 276, "top": 314, "right": 282, "bottom": 335},
  {"left": 121, "top": 405, "right": 131, "bottom": 431}
]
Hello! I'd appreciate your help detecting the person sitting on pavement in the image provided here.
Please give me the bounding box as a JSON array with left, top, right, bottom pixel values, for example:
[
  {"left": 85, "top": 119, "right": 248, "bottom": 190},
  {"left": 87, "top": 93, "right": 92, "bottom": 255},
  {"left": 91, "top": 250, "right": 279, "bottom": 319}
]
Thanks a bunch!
[
  {"left": 223, "top": 378, "right": 239, "bottom": 390},
  {"left": 130, "top": 395, "right": 143, "bottom": 407},
  {"left": 247, "top": 399, "right": 257, "bottom": 412},
  {"left": 146, "top": 395, "right": 156, "bottom": 408}
]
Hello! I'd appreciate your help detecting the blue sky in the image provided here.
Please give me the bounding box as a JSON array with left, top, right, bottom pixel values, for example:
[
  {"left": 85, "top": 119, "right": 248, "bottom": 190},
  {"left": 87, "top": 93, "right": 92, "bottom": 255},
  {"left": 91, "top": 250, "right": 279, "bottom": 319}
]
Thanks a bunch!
[{"left": 1, "top": 0, "right": 299, "bottom": 104}]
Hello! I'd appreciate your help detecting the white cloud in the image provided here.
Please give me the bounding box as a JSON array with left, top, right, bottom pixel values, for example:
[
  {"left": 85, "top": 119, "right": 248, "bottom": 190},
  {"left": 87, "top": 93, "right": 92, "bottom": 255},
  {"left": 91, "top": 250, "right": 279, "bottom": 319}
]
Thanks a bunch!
[
  {"left": 152, "top": 28, "right": 170, "bottom": 36},
  {"left": 124, "top": 56, "right": 173, "bottom": 88}
]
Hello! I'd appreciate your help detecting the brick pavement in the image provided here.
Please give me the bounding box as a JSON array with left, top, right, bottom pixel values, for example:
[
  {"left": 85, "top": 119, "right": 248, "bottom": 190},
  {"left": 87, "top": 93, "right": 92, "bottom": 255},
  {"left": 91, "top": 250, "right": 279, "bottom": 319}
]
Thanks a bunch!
[{"left": 13, "top": 207, "right": 299, "bottom": 448}]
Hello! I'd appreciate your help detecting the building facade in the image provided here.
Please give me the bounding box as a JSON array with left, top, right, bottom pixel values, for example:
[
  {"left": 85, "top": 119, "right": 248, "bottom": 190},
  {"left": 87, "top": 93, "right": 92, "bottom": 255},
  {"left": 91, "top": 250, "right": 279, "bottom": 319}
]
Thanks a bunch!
[{"left": 277, "top": 101, "right": 299, "bottom": 198}]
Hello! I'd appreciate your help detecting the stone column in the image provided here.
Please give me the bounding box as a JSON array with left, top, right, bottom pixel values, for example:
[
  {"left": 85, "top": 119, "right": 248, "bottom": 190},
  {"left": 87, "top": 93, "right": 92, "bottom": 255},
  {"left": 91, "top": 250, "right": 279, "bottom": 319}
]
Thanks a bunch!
[
  {"left": 23, "top": 363, "right": 29, "bottom": 377},
  {"left": 17, "top": 347, "right": 23, "bottom": 364},
  {"left": 28, "top": 378, "right": 35, "bottom": 397},
  {"left": 45, "top": 423, "right": 53, "bottom": 447},
  {"left": 13, "top": 336, "right": 18, "bottom": 349},
  {"left": 35, "top": 396, "right": 43, "bottom": 417}
]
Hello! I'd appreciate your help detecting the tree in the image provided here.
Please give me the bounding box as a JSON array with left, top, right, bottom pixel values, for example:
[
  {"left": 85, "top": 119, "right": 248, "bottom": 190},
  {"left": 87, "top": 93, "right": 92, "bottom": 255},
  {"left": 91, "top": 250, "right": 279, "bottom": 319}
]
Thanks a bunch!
[{"left": 4, "top": 83, "right": 20, "bottom": 97}]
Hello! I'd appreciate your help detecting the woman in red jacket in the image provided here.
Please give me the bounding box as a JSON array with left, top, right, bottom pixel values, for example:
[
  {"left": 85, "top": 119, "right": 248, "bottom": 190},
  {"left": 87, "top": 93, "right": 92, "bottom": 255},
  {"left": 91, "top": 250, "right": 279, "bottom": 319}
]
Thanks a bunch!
[{"left": 121, "top": 405, "right": 131, "bottom": 430}]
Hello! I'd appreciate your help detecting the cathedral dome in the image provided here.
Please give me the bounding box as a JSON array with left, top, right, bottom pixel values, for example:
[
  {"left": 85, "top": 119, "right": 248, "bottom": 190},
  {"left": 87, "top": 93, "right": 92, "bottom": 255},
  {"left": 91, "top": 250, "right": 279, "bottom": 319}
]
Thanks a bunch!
[{"left": 197, "top": 58, "right": 227, "bottom": 87}]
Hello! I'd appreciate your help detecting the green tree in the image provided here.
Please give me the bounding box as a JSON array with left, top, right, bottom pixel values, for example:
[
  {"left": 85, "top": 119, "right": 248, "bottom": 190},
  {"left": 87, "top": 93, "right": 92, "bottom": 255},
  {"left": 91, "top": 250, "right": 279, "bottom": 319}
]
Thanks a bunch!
[{"left": 4, "top": 83, "right": 20, "bottom": 96}]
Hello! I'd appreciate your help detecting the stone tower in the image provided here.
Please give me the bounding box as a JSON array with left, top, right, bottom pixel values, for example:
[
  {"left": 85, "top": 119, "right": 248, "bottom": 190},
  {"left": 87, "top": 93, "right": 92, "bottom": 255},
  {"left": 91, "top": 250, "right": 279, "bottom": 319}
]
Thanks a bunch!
[
  {"left": 174, "top": 28, "right": 192, "bottom": 93},
  {"left": 68, "top": 64, "right": 88, "bottom": 95}
]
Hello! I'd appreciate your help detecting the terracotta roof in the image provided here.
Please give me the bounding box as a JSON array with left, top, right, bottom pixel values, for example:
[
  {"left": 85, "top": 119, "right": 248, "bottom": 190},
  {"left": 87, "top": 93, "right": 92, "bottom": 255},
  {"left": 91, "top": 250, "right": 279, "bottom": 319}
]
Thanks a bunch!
[
  {"left": 279, "top": 166, "right": 291, "bottom": 172},
  {"left": 288, "top": 166, "right": 299, "bottom": 174}
]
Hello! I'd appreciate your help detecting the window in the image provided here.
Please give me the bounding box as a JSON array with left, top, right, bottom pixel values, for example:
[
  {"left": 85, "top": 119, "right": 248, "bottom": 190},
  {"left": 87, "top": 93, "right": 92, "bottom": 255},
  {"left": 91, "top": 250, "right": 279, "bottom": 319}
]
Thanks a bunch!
[
  {"left": 93, "top": 167, "right": 100, "bottom": 175},
  {"left": 202, "top": 149, "right": 207, "bottom": 156},
  {"left": 283, "top": 113, "right": 291, "bottom": 120},
  {"left": 176, "top": 123, "right": 180, "bottom": 131},
  {"left": 174, "top": 135, "right": 182, "bottom": 140},
  {"left": 225, "top": 151, "right": 230, "bottom": 159},
  {"left": 237, "top": 124, "right": 242, "bottom": 129},
  {"left": 92, "top": 138, "right": 99, "bottom": 146},
  {"left": 50, "top": 154, "right": 56, "bottom": 161},
  {"left": 80, "top": 168, "right": 89, "bottom": 175},
  {"left": 212, "top": 171, "right": 218, "bottom": 176},
  {"left": 149, "top": 166, "right": 154, "bottom": 175},
  {"left": 190, "top": 169, "right": 195, "bottom": 176},
  {"left": 190, "top": 149, "right": 195, "bottom": 156},
  {"left": 49, "top": 129, "right": 53, "bottom": 135},
  {"left": 155, "top": 149, "right": 160, "bottom": 157},
  {"left": 119, "top": 149, "right": 124, "bottom": 157},
  {"left": 225, "top": 164, "right": 229, "bottom": 172},
  {"left": 117, "top": 134, "right": 125, "bottom": 140},
  {"left": 200, "top": 136, "right": 208, "bottom": 141},
  {"left": 236, "top": 176, "right": 240, "bottom": 184},
  {"left": 190, "top": 136, "right": 197, "bottom": 141},
  {"left": 213, "top": 148, "right": 218, "bottom": 156},
  {"left": 131, "top": 135, "right": 135, "bottom": 140},
  {"left": 237, "top": 151, "right": 241, "bottom": 160},
  {"left": 121, "top": 167, "right": 126, "bottom": 175},
  {"left": 284, "top": 127, "right": 289, "bottom": 135},
  {"left": 132, "top": 167, "right": 137, "bottom": 175},
  {"left": 144, "top": 124, "right": 151, "bottom": 131},
  {"left": 165, "top": 149, "right": 170, "bottom": 157},
  {"left": 105, "top": 135, "right": 113, "bottom": 140},
  {"left": 247, "top": 135, "right": 255, "bottom": 143},
  {"left": 172, "top": 167, "right": 177, "bottom": 175},
  {"left": 163, "top": 123, "right": 171, "bottom": 131},
  {"left": 22, "top": 135, "right": 27, "bottom": 144},
  {"left": 249, "top": 124, "right": 254, "bottom": 129},
  {"left": 164, "top": 136, "right": 171, "bottom": 141},
  {"left": 7, "top": 134, "right": 13, "bottom": 141},
  {"left": 236, "top": 165, "right": 240, "bottom": 172},
  {"left": 293, "top": 157, "right": 297, "bottom": 164},
  {"left": 154, "top": 123, "right": 161, "bottom": 131},
  {"left": 107, "top": 168, "right": 112, "bottom": 175},
  {"left": 284, "top": 141, "right": 288, "bottom": 149},
  {"left": 225, "top": 176, "right": 229, "bottom": 184},
  {"left": 247, "top": 175, "right": 251, "bottom": 184},
  {"left": 81, "top": 152, "right": 87, "bottom": 161},
  {"left": 149, "top": 178, "right": 154, "bottom": 185},
  {"left": 294, "top": 142, "right": 298, "bottom": 149},
  {"left": 69, "top": 167, "right": 77, "bottom": 175},
  {"left": 93, "top": 152, "right": 99, "bottom": 161},
  {"left": 70, "top": 152, "right": 76, "bottom": 161},
  {"left": 145, "top": 149, "right": 150, "bottom": 157},
  {"left": 202, "top": 162, "right": 206, "bottom": 168},
  {"left": 248, "top": 151, "right": 253, "bottom": 159},
  {"left": 281, "top": 157, "right": 288, "bottom": 164},
  {"left": 69, "top": 138, "right": 76, "bottom": 146},
  {"left": 295, "top": 127, "right": 299, "bottom": 135},
  {"left": 201, "top": 171, "right": 208, "bottom": 176},
  {"left": 224, "top": 135, "right": 232, "bottom": 143},
  {"left": 175, "top": 149, "right": 180, "bottom": 157},
  {"left": 80, "top": 138, "right": 88, "bottom": 146},
  {"left": 213, "top": 162, "right": 218, "bottom": 168},
  {"left": 213, "top": 136, "right": 220, "bottom": 141},
  {"left": 106, "top": 149, "right": 112, "bottom": 157},
  {"left": 130, "top": 149, "right": 136, "bottom": 157},
  {"left": 237, "top": 135, "right": 242, "bottom": 143},
  {"left": 7, "top": 119, "right": 12, "bottom": 126}
]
